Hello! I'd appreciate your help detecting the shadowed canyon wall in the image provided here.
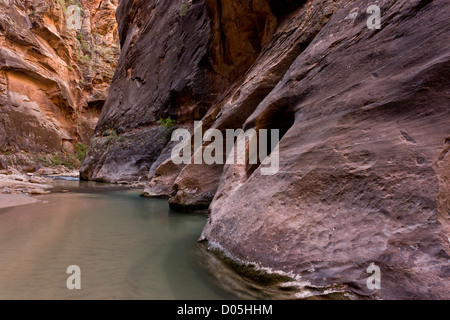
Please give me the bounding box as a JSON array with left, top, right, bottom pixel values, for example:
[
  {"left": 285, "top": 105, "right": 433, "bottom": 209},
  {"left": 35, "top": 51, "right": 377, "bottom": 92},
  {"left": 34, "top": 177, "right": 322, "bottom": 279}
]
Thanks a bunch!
[
  {"left": 0, "top": 0, "right": 119, "bottom": 168},
  {"left": 81, "top": 0, "right": 450, "bottom": 299}
]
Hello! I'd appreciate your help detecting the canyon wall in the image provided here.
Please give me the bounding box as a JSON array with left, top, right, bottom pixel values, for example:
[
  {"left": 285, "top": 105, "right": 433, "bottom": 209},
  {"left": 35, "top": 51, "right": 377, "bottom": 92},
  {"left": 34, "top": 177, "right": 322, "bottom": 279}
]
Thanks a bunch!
[
  {"left": 81, "top": 0, "right": 450, "bottom": 299},
  {"left": 0, "top": 0, "right": 119, "bottom": 168}
]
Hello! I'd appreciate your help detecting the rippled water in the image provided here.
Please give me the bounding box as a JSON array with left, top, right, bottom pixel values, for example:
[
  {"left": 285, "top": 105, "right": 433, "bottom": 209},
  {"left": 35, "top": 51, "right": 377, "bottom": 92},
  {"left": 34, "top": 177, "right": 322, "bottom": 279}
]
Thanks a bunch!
[{"left": 0, "top": 180, "right": 238, "bottom": 300}]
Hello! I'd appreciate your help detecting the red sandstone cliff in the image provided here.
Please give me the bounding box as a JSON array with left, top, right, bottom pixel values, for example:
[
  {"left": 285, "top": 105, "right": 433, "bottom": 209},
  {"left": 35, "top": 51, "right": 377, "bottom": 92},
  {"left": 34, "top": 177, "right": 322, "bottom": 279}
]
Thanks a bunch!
[{"left": 0, "top": 0, "right": 119, "bottom": 169}]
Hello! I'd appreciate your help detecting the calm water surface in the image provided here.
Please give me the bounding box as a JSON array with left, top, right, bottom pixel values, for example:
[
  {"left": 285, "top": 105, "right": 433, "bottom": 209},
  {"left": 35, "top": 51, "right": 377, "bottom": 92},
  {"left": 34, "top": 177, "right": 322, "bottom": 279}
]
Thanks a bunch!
[{"left": 0, "top": 180, "right": 238, "bottom": 300}]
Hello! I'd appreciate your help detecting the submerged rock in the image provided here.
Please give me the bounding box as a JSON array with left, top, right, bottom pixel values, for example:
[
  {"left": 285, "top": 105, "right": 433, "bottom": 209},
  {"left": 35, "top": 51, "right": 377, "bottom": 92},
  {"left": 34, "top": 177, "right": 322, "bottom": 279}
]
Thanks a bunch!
[{"left": 28, "top": 188, "right": 51, "bottom": 195}]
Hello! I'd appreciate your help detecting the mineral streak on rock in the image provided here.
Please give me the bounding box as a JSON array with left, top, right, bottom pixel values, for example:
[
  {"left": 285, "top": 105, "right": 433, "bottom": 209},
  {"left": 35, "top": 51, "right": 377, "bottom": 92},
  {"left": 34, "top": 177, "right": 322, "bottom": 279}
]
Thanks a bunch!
[{"left": 81, "top": 0, "right": 450, "bottom": 299}]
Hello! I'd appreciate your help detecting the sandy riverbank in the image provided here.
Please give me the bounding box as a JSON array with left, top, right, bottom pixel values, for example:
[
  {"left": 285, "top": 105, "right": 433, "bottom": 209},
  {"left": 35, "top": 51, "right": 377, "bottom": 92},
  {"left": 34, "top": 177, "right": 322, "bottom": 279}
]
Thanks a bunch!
[
  {"left": 0, "top": 167, "right": 79, "bottom": 210},
  {"left": 0, "top": 194, "right": 40, "bottom": 209}
]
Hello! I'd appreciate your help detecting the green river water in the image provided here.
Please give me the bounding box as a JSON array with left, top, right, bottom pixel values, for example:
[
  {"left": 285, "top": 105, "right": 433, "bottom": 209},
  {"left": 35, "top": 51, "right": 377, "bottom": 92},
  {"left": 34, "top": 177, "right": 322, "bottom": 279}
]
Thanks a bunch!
[{"left": 0, "top": 180, "right": 241, "bottom": 300}]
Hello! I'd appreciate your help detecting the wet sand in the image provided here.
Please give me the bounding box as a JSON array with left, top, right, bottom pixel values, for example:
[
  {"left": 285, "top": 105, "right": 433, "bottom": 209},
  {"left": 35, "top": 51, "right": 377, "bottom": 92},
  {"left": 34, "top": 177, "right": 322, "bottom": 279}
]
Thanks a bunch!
[{"left": 0, "top": 194, "right": 40, "bottom": 209}]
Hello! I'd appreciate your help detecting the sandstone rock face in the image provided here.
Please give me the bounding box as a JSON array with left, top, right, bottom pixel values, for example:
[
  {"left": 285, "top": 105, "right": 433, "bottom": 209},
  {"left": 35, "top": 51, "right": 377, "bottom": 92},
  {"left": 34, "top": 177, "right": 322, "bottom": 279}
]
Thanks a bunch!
[
  {"left": 202, "top": 0, "right": 450, "bottom": 299},
  {"left": 0, "top": 0, "right": 119, "bottom": 163},
  {"left": 0, "top": 156, "right": 6, "bottom": 170},
  {"left": 168, "top": 0, "right": 340, "bottom": 209},
  {"left": 83, "top": 0, "right": 449, "bottom": 299},
  {"left": 81, "top": 0, "right": 226, "bottom": 182}
]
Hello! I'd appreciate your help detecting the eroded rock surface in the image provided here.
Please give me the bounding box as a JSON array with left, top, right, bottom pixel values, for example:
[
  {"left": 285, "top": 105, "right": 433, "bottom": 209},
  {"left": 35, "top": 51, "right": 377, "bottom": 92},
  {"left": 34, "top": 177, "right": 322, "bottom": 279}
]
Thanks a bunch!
[
  {"left": 0, "top": 0, "right": 119, "bottom": 166},
  {"left": 82, "top": 0, "right": 449, "bottom": 299}
]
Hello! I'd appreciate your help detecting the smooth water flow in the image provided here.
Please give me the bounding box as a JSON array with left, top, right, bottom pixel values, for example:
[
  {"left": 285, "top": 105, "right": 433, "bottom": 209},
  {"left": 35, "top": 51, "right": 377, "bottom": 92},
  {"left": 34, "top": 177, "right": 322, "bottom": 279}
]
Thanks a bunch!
[{"left": 0, "top": 180, "right": 236, "bottom": 300}]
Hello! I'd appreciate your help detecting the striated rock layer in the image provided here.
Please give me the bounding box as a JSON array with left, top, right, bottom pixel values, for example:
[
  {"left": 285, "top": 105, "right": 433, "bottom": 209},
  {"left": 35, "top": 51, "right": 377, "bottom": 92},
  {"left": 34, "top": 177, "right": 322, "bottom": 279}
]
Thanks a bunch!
[
  {"left": 82, "top": 0, "right": 450, "bottom": 298},
  {"left": 0, "top": 0, "right": 119, "bottom": 166}
]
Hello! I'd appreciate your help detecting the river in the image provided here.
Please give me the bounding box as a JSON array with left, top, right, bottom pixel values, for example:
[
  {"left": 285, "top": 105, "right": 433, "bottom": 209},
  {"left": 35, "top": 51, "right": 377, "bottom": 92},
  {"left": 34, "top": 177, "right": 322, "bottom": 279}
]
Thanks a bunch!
[{"left": 0, "top": 180, "right": 239, "bottom": 300}]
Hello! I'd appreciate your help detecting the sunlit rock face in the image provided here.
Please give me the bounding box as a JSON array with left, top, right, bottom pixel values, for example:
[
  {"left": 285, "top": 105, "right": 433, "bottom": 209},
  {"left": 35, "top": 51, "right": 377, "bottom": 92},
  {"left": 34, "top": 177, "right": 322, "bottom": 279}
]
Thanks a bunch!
[
  {"left": 82, "top": 0, "right": 449, "bottom": 299},
  {"left": 0, "top": 0, "right": 119, "bottom": 165}
]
